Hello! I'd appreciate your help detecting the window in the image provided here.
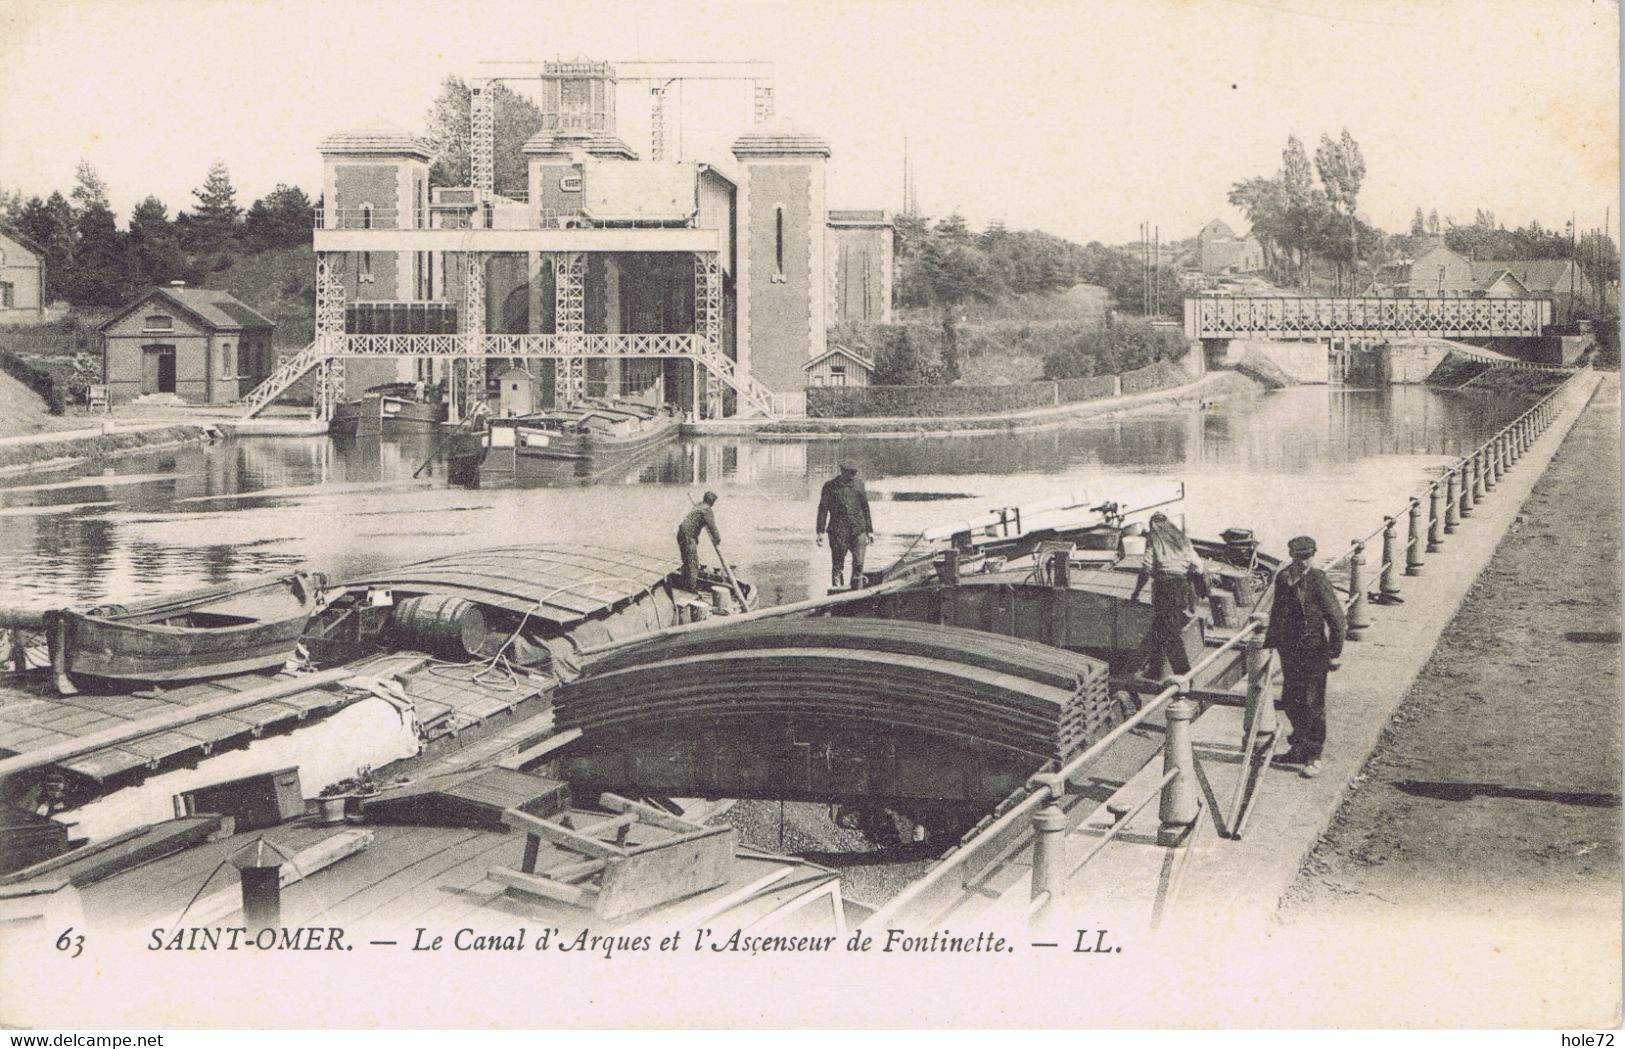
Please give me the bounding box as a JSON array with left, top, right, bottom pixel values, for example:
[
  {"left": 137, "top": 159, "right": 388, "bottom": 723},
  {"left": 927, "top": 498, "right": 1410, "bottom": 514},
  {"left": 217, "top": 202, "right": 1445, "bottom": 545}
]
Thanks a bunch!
[
  {"left": 0, "top": 282, "right": 11, "bottom": 309},
  {"left": 360, "top": 203, "right": 374, "bottom": 229},
  {"left": 144, "top": 313, "right": 174, "bottom": 331},
  {"left": 772, "top": 206, "right": 786, "bottom": 283},
  {"left": 220, "top": 342, "right": 234, "bottom": 376},
  {"left": 359, "top": 252, "right": 373, "bottom": 284}
]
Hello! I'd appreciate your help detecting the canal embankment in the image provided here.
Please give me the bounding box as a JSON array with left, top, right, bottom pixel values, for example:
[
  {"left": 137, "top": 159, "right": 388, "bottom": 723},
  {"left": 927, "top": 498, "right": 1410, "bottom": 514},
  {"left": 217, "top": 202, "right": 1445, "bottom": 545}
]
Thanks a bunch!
[
  {"left": 696, "top": 369, "right": 1265, "bottom": 439},
  {"left": 0, "top": 422, "right": 217, "bottom": 476},
  {"left": 926, "top": 371, "right": 1605, "bottom": 985}
]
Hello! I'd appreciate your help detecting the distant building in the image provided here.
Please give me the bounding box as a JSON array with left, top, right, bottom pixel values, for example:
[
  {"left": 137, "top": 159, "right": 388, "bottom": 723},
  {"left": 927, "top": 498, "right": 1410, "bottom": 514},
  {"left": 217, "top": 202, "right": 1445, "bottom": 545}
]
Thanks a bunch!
[
  {"left": 0, "top": 224, "right": 46, "bottom": 324},
  {"left": 802, "top": 344, "right": 873, "bottom": 387},
  {"left": 287, "top": 60, "right": 896, "bottom": 420},
  {"left": 1195, "top": 219, "right": 1264, "bottom": 275},
  {"left": 1471, "top": 258, "right": 1593, "bottom": 324},
  {"left": 100, "top": 283, "right": 276, "bottom": 404},
  {"left": 1364, "top": 239, "right": 1476, "bottom": 296},
  {"left": 826, "top": 211, "right": 894, "bottom": 325}
]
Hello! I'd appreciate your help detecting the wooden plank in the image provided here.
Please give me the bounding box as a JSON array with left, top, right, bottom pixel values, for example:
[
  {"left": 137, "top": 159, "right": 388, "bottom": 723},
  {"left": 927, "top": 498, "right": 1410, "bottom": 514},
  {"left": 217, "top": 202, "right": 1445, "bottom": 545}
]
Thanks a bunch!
[
  {"left": 500, "top": 809, "right": 622, "bottom": 858},
  {"left": 0, "top": 667, "right": 360, "bottom": 781},
  {"left": 569, "top": 813, "right": 638, "bottom": 840},
  {"left": 489, "top": 865, "right": 598, "bottom": 907},
  {"left": 536, "top": 858, "right": 606, "bottom": 882},
  {"left": 157, "top": 829, "right": 373, "bottom": 928},
  {"left": 596, "top": 826, "right": 735, "bottom": 920},
  {"left": 599, "top": 793, "right": 704, "bottom": 834},
  {"left": 0, "top": 816, "right": 226, "bottom": 887},
  {"left": 500, "top": 728, "right": 581, "bottom": 771}
]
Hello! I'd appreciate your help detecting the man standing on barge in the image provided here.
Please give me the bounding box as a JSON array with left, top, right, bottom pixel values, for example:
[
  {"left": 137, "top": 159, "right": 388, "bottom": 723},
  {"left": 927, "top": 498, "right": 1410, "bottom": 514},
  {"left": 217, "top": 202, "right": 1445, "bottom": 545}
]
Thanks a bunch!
[
  {"left": 677, "top": 492, "right": 722, "bottom": 593},
  {"left": 816, "top": 464, "right": 874, "bottom": 589},
  {"left": 1264, "top": 535, "right": 1346, "bottom": 780}
]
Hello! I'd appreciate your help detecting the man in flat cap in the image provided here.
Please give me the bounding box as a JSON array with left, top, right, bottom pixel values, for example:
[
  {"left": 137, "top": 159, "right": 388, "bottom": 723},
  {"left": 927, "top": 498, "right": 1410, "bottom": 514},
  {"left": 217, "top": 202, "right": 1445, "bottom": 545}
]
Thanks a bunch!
[
  {"left": 1264, "top": 535, "right": 1347, "bottom": 779},
  {"left": 677, "top": 491, "right": 721, "bottom": 592},
  {"left": 816, "top": 463, "right": 874, "bottom": 589}
]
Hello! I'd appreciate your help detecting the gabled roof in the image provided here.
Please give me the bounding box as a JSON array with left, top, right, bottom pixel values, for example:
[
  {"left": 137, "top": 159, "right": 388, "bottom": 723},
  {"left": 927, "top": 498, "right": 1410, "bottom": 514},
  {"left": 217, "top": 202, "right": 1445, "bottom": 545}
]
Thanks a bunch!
[
  {"left": 0, "top": 221, "right": 45, "bottom": 259},
  {"left": 521, "top": 131, "right": 639, "bottom": 161},
  {"left": 1475, "top": 268, "right": 1532, "bottom": 295},
  {"left": 99, "top": 286, "right": 274, "bottom": 334},
  {"left": 803, "top": 344, "right": 874, "bottom": 372},
  {"left": 1470, "top": 258, "right": 1580, "bottom": 293},
  {"left": 1199, "top": 218, "right": 1237, "bottom": 240}
]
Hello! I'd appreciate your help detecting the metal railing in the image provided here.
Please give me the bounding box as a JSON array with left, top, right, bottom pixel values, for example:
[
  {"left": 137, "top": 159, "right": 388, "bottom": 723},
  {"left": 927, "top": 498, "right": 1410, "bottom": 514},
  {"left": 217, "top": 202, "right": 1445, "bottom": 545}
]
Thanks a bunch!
[
  {"left": 1185, "top": 295, "right": 1552, "bottom": 339},
  {"left": 864, "top": 360, "right": 1590, "bottom": 931}
]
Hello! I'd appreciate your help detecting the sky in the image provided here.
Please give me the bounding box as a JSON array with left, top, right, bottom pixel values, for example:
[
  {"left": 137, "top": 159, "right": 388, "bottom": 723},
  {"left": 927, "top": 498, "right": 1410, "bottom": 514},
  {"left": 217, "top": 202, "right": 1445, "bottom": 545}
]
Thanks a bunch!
[{"left": 0, "top": 0, "right": 1618, "bottom": 246}]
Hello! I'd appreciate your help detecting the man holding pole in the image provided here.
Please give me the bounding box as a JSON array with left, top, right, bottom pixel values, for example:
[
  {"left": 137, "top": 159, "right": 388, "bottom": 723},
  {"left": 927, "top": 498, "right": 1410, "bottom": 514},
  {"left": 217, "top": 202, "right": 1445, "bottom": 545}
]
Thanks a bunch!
[
  {"left": 816, "top": 464, "right": 874, "bottom": 590},
  {"left": 1264, "top": 535, "right": 1346, "bottom": 780},
  {"left": 677, "top": 491, "right": 721, "bottom": 593}
]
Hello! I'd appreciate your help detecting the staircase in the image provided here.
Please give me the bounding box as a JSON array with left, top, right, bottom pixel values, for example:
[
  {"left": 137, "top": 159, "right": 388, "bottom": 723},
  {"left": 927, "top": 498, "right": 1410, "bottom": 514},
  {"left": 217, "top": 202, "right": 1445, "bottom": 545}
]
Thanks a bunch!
[
  {"left": 240, "top": 341, "right": 325, "bottom": 418},
  {"left": 691, "top": 350, "right": 780, "bottom": 418}
]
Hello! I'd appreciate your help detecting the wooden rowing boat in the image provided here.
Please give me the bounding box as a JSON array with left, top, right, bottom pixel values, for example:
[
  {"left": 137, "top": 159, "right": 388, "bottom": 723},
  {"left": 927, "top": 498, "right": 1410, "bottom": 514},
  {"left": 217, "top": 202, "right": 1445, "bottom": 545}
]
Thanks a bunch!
[{"left": 43, "top": 572, "right": 323, "bottom": 693}]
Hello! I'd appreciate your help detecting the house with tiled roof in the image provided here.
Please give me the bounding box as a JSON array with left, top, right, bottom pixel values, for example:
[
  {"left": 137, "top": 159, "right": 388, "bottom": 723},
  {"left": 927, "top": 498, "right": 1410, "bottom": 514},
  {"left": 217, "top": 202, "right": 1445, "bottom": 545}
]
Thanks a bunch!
[
  {"left": 0, "top": 222, "right": 46, "bottom": 323},
  {"left": 1471, "top": 258, "right": 1593, "bottom": 323},
  {"left": 1195, "top": 219, "right": 1264, "bottom": 275},
  {"left": 99, "top": 283, "right": 276, "bottom": 404}
]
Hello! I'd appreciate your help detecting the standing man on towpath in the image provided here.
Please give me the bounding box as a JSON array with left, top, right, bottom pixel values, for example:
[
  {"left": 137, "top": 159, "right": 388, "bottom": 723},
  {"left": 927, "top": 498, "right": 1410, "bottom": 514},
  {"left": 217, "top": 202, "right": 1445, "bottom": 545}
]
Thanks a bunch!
[
  {"left": 816, "top": 464, "right": 874, "bottom": 589},
  {"left": 677, "top": 491, "right": 721, "bottom": 592},
  {"left": 1264, "top": 534, "right": 1347, "bottom": 780}
]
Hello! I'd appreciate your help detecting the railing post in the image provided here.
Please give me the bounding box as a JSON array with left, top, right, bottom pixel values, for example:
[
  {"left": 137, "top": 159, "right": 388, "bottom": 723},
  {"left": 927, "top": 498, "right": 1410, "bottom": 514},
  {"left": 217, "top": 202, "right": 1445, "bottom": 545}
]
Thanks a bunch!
[
  {"left": 1157, "top": 693, "right": 1200, "bottom": 846},
  {"left": 1030, "top": 800, "right": 1068, "bottom": 913},
  {"left": 1483, "top": 437, "right": 1499, "bottom": 490},
  {"left": 1345, "top": 542, "right": 1370, "bottom": 640},
  {"left": 1242, "top": 630, "right": 1276, "bottom": 740},
  {"left": 1376, "top": 516, "right": 1401, "bottom": 602},
  {"left": 1426, "top": 484, "right": 1443, "bottom": 552},
  {"left": 1405, "top": 498, "right": 1424, "bottom": 575},
  {"left": 1500, "top": 430, "right": 1513, "bottom": 474},
  {"left": 1473, "top": 447, "right": 1488, "bottom": 501},
  {"left": 1460, "top": 456, "right": 1476, "bottom": 516},
  {"left": 1444, "top": 470, "right": 1459, "bottom": 533}
]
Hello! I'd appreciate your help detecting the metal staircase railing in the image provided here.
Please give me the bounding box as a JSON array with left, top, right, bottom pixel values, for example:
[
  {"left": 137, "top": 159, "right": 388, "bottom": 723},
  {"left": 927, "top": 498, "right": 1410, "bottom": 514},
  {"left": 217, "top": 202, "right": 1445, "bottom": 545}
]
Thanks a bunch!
[
  {"left": 690, "top": 348, "right": 779, "bottom": 418},
  {"left": 240, "top": 341, "right": 325, "bottom": 418}
]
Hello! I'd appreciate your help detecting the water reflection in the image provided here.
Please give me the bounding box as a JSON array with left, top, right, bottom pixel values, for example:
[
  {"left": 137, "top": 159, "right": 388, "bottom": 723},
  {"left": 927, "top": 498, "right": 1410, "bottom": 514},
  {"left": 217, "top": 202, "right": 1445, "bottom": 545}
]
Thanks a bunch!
[{"left": 0, "top": 386, "right": 1533, "bottom": 612}]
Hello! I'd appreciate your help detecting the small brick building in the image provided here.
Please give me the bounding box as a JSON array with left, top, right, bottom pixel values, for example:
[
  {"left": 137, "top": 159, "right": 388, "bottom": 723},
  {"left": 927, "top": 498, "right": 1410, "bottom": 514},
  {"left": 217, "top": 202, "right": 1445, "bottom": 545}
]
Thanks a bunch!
[
  {"left": 0, "top": 224, "right": 46, "bottom": 323},
  {"left": 100, "top": 284, "right": 275, "bottom": 404}
]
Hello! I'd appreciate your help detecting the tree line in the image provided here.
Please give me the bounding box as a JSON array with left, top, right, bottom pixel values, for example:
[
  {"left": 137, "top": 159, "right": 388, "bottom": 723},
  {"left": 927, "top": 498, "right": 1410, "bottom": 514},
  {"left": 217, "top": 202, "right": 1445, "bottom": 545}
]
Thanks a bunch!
[{"left": 0, "top": 162, "right": 313, "bottom": 308}]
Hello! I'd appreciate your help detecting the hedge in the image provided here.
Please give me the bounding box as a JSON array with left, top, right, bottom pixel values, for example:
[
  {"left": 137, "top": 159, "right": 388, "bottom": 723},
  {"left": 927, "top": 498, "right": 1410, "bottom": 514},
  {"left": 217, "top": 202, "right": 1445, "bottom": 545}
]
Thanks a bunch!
[
  {"left": 0, "top": 350, "right": 66, "bottom": 414},
  {"left": 805, "top": 360, "right": 1187, "bottom": 419}
]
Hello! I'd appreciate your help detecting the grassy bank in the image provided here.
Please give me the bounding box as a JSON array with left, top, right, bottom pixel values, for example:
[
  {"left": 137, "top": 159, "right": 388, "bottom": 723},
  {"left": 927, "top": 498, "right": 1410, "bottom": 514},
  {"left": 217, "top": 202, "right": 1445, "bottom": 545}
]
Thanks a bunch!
[{"left": 0, "top": 424, "right": 211, "bottom": 471}]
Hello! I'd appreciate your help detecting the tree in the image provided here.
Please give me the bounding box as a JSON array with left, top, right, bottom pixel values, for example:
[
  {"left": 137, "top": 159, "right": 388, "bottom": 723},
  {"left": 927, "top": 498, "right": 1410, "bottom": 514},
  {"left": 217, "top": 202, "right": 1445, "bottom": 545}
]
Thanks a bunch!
[
  {"left": 1410, "top": 208, "right": 1427, "bottom": 237},
  {"left": 188, "top": 161, "right": 241, "bottom": 252},
  {"left": 1229, "top": 175, "right": 1291, "bottom": 278},
  {"left": 17, "top": 192, "right": 77, "bottom": 302},
  {"left": 244, "top": 184, "right": 314, "bottom": 250},
  {"left": 423, "top": 77, "right": 543, "bottom": 197},
  {"left": 69, "top": 198, "right": 129, "bottom": 305},
  {"left": 128, "top": 195, "right": 189, "bottom": 286},
  {"left": 1427, "top": 209, "right": 1441, "bottom": 235},
  {"left": 0, "top": 184, "right": 26, "bottom": 223},
  {"left": 1314, "top": 129, "right": 1366, "bottom": 293},
  {"left": 70, "top": 161, "right": 111, "bottom": 215}
]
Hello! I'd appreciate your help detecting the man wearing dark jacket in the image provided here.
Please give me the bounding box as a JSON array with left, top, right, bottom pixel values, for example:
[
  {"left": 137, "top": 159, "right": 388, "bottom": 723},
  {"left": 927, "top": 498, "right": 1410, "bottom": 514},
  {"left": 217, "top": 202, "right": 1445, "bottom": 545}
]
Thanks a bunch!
[
  {"left": 816, "top": 464, "right": 873, "bottom": 589},
  {"left": 1263, "top": 535, "right": 1347, "bottom": 779},
  {"left": 677, "top": 492, "right": 721, "bottom": 592}
]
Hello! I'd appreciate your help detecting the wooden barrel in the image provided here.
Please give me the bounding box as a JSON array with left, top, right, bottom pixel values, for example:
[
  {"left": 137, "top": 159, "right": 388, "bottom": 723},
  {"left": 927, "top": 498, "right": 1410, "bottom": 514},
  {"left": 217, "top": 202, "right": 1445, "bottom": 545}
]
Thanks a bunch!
[{"left": 392, "top": 595, "right": 488, "bottom": 661}]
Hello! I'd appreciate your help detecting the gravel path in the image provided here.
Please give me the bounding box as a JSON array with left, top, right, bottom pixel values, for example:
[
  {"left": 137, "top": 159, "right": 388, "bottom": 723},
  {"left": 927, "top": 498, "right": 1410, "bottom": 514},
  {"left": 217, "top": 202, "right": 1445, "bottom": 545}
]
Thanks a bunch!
[{"left": 1281, "top": 374, "right": 1621, "bottom": 923}]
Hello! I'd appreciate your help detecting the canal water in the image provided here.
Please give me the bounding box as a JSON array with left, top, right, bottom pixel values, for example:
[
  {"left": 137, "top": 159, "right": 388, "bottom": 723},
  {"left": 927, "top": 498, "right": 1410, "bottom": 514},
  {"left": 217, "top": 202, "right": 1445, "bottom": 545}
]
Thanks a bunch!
[{"left": 0, "top": 385, "right": 1532, "bottom": 613}]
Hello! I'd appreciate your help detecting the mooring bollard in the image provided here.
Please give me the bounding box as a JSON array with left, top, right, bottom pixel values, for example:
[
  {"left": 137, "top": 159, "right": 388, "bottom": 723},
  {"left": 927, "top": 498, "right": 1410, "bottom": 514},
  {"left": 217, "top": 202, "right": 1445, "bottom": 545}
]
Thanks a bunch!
[
  {"left": 1444, "top": 471, "right": 1459, "bottom": 533},
  {"left": 232, "top": 840, "right": 283, "bottom": 935},
  {"left": 1346, "top": 542, "right": 1369, "bottom": 640},
  {"left": 1158, "top": 694, "right": 1200, "bottom": 846},
  {"left": 1427, "top": 484, "right": 1443, "bottom": 552},
  {"left": 1405, "top": 498, "right": 1424, "bottom": 576},
  {"left": 1377, "top": 517, "right": 1401, "bottom": 602},
  {"left": 1029, "top": 799, "right": 1068, "bottom": 910},
  {"left": 1460, "top": 456, "right": 1476, "bottom": 516}
]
